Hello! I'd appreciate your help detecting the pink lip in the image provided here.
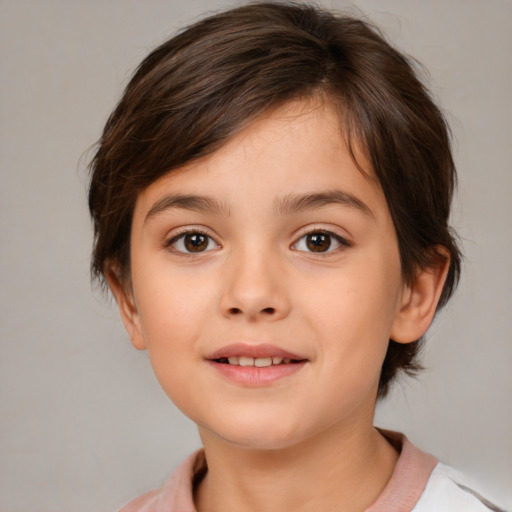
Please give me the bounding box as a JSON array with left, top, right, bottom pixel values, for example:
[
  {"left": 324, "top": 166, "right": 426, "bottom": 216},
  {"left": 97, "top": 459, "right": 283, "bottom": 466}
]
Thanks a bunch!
[
  {"left": 206, "top": 343, "right": 306, "bottom": 361},
  {"left": 207, "top": 360, "right": 307, "bottom": 386},
  {"left": 205, "top": 343, "right": 308, "bottom": 387}
]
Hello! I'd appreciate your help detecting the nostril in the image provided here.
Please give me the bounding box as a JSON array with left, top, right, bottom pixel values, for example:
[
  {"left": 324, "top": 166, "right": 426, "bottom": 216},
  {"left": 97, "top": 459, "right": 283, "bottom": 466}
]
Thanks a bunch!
[{"left": 225, "top": 306, "right": 277, "bottom": 316}]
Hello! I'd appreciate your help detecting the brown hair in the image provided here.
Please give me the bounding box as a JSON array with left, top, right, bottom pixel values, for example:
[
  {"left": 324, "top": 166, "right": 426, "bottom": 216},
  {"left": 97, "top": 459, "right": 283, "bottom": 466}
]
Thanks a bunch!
[{"left": 88, "top": 1, "right": 461, "bottom": 397}]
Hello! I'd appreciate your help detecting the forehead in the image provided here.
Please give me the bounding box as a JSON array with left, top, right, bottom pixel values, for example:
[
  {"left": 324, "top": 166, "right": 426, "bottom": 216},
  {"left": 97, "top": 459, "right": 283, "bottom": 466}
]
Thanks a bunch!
[{"left": 133, "top": 99, "right": 386, "bottom": 222}]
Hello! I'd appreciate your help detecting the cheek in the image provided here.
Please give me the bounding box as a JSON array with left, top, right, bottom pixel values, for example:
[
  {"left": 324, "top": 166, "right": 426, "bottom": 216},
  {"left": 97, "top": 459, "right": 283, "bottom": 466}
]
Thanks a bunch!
[
  {"left": 131, "top": 264, "right": 217, "bottom": 398},
  {"left": 304, "top": 257, "right": 402, "bottom": 339},
  {"left": 299, "top": 282, "right": 396, "bottom": 424},
  {"left": 301, "top": 249, "right": 403, "bottom": 377},
  {"left": 133, "top": 254, "right": 216, "bottom": 338}
]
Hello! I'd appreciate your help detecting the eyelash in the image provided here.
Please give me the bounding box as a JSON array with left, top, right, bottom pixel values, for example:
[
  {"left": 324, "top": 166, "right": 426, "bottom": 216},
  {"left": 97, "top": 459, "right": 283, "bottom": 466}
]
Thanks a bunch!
[
  {"left": 164, "top": 228, "right": 352, "bottom": 256},
  {"left": 165, "top": 229, "right": 220, "bottom": 255},
  {"left": 291, "top": 229, "right": 352, "bottom": 255}
]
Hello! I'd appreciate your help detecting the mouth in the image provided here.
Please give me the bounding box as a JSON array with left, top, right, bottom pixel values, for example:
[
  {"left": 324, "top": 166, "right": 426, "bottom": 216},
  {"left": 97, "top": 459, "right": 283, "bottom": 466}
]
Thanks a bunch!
[
  {"left": 206, "top": 343, "right": 308, "bottom": 386},
  {"left": 206, "top": 343, "right": 307, "bottom": 365},
  {"left": 213, "top": 356, "right": 302, "bottom": 367}
]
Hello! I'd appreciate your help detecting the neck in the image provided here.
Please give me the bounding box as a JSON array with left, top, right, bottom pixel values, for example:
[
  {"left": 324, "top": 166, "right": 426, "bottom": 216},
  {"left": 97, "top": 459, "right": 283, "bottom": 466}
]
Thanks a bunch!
[{"left": 194, "top": 422, "right": 398, "bottom": 512}]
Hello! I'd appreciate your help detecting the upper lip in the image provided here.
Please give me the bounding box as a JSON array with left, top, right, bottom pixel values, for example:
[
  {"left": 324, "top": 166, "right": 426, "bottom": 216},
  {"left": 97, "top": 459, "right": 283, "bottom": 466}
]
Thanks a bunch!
[{"left": 206, "top": 343, "right": 307, "bottom": 361}]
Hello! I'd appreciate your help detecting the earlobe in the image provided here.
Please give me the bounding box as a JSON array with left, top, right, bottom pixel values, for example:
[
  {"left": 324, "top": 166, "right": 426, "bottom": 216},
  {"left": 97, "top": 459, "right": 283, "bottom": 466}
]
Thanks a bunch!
[
  {"left": 105, "top": 265, "right": 147, "bottom": 351},
  {"left": 391, "top": 251, "right": 450, "bottom": 344}
]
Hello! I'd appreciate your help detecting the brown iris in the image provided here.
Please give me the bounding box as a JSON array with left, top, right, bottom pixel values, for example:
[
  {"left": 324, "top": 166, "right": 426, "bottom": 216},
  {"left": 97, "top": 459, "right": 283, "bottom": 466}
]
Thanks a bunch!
[
  {"left": 306, "top": 233, "right": 331, "bottom": 252},
  {"left": 183, "top": 233, "right": 209, "bottom": 252}
]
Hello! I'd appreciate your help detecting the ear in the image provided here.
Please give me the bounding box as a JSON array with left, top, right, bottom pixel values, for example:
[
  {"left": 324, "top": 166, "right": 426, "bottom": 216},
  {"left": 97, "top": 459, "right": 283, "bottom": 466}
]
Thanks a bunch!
[
  {"left": 391, "top": 250, "right": 450, "bottom": 344},
  {"left": 105, "top": 265, "right": 147, "bottom": 350}
]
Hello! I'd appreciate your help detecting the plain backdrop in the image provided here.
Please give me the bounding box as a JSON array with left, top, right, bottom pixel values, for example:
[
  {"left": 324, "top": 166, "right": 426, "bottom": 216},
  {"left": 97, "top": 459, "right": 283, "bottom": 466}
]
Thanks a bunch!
[{"left": 1, "top": 0, "right": 511, "bottom": 510}]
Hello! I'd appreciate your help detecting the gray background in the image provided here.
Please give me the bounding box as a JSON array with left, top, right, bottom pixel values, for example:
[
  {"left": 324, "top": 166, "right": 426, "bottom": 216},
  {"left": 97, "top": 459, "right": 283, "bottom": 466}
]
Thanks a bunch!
[{"left": 1, "top": 0, "right": 511, "bottom": 510}]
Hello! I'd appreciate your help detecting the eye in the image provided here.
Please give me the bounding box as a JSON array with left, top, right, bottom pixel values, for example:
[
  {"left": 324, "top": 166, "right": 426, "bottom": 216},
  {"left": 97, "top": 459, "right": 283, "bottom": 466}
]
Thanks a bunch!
[
  {"left": 293, "top": 231, "right": 349, "bottom": 253},
  {"left": 167, "top": 231, "right": 219, "bottom": 254}
]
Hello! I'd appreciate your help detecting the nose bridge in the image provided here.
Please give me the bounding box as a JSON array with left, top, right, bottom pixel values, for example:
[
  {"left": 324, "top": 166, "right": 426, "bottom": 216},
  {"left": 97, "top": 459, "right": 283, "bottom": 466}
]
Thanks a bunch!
[{"left": 220, "top": 239, "right": 290, "bottom": 321}]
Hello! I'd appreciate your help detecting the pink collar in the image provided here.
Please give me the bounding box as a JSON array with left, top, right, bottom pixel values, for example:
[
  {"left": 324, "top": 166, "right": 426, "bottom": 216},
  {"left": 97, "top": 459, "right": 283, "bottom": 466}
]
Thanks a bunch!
[
  {"left": 120, "top": 430, "right": 437, "bottom": 512},
  {"left": 366, "top": 430, "right": 437, "bottom": 511}
]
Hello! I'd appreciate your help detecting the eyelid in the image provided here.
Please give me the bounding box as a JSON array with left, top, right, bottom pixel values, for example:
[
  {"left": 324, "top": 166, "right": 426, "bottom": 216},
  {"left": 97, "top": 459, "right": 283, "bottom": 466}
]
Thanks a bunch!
[
  {"left": 164, "top": 226, "right": 221, "bottom": 254},
  {"left": 291, "top": 226, "right": 353, "bottom": 253}
]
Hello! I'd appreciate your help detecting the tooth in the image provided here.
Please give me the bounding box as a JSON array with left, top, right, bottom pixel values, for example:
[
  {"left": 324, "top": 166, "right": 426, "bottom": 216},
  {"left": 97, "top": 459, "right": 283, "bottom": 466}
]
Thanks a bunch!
[
  {"left": 254, "top": 357, "right": 272, "bottom": 367},
  {"left": 272, "top": 357, "right": 283, "bottom": 365},
  {"left": 283, "top": 358, "right": 291, "bottom": 364},
  {"left": 228, "top": 356, "right": 239, "bottom": 365},
  {"left": 239, "top": 356, "right": 254, "bottom": 367}
]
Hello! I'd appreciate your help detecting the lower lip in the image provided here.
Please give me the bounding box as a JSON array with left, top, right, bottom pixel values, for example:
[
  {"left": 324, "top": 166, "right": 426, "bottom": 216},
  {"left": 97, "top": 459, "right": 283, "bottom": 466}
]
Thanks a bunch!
[{"left": 207, "top": 360, "right": 307, "bottom": 387}]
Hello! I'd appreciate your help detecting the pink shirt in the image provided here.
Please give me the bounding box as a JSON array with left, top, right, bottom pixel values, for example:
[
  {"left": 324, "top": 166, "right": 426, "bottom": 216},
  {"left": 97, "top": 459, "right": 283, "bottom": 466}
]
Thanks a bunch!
[{"left": 119, "top": 431, "right": 502, "bottom": 512}]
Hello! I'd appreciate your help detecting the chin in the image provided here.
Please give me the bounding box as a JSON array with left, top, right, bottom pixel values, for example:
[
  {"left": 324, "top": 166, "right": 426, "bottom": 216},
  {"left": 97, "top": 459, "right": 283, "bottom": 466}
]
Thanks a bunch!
[
  {"left": 199, "top": 415, "right": 308, "bottom": 451},
  {"left": 220, "top": 432, "right": 304, "bottom": 451}
]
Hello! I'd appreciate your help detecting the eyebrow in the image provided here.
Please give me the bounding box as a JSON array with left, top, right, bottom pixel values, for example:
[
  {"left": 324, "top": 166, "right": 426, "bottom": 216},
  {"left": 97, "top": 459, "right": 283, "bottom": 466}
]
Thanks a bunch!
[
  {"left": 144, "top": 189, "right": 374, "bottom": 223},
  {"left": 274, "top": 190, "right": 374, "bottom": 218},
  {"left": 145, "top": 194, "right": 231, "bottom": 222}
]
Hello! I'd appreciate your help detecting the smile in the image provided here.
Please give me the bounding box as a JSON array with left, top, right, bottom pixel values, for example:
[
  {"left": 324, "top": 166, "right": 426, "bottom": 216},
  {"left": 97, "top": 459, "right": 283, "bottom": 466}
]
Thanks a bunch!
[
  {"left": 206, "top": 344, "right": 308, "bottom": 386},
  {"left": 206, "top": 343, "right": 306, "bottom": 362},
  {"left": 215, "top": 356, "right": 295, "bottom": 367}
]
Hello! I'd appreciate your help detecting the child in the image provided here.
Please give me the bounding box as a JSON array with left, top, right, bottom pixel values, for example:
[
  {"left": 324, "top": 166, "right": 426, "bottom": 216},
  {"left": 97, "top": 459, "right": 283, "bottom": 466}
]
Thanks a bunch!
[{"left": 88, "top": 3, "right": 504, "bottom": 511}]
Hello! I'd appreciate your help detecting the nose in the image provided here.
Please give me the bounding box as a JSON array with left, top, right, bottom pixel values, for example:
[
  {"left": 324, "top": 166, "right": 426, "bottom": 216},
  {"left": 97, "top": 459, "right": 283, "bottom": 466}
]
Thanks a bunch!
[{"left": 219, "top": 247, "right": 291, "bottom": 322}]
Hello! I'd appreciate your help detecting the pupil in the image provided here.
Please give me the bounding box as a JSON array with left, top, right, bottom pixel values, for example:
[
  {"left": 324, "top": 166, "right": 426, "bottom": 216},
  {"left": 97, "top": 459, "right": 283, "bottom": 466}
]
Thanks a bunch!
[
  {"left": 184, "top": 233, "right": 208, "bottom": 252},
  {"left": 306, "top": 233, "right": 330, "bottom": 252}
]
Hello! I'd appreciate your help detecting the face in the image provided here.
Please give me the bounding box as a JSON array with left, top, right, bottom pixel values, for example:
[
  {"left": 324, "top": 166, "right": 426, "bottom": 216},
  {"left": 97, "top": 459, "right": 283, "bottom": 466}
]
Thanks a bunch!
[{"left": 119, "top": 100, "right": 411, "bottom": 450}]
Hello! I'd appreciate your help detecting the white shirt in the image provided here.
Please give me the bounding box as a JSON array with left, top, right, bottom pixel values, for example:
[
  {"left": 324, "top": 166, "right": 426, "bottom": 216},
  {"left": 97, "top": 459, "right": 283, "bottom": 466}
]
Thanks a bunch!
[{"left": 413, "top": 462, "right": 506, "bottom": 512}]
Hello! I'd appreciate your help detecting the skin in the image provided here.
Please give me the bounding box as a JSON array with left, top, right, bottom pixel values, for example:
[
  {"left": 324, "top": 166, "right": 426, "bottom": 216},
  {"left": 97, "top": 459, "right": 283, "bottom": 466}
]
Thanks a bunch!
[{"left": 109, "top": 99, "right": 449, "bottom": 512}]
